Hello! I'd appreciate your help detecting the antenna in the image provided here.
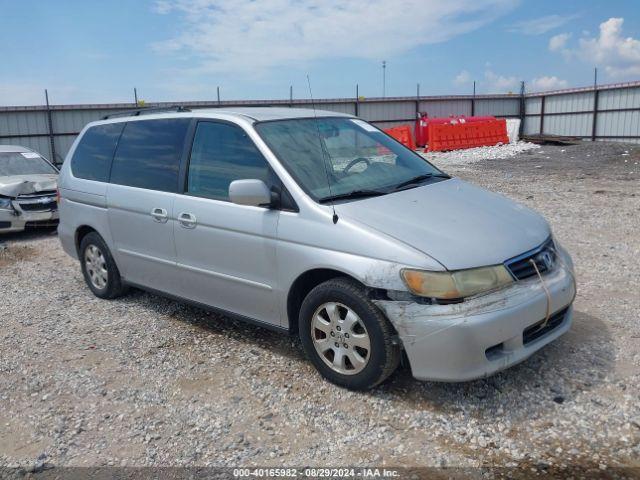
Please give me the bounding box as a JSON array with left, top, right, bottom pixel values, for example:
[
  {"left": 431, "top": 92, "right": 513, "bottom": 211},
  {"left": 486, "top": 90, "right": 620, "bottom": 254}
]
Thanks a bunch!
[{"left": 307, "top": 75, "right": 339, "bottom": 224}]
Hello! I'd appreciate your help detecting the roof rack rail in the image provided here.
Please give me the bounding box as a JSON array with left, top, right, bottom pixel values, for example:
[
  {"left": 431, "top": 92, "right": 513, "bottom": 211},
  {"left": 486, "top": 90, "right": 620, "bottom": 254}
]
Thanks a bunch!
[{"left": 101, "top": 105, "right": 191, "bottom": 120}]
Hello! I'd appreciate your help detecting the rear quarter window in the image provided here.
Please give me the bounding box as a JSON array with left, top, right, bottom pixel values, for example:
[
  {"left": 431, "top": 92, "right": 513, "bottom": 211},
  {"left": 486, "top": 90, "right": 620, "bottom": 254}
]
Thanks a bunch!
[
  {"left": 70, "top": 123, "right": 124, "bottom": 181},
  {"left": 110, "top": 118, "right": 191, "bottom": 193}
]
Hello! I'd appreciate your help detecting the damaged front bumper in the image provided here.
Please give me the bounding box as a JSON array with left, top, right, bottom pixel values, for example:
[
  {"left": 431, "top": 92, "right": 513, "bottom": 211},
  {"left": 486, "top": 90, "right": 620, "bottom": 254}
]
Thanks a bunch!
[
  {"left": 374, "top": 248, "right": 576, "bottom": 382},
  {"left": 0, "top": 205, "right": 59, "bottom": 233}
]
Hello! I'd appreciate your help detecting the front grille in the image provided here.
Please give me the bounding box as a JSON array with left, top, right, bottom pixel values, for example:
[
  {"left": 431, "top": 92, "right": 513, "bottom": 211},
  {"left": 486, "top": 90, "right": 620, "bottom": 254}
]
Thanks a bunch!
[
  {"left": 16, "top": 192, "right": 58, "bottom": 212},
  {"left": 18, "top": 200, "right": 57, "bottom": 212},
  {"left": 25, "top": 220, "right": 58, "bottom": 228},
  {"left": 505, "top": 238, "right": 556, "bottom": 280},
  {"left": 523, "top": 307, "right": 569, "bottom": 345}
]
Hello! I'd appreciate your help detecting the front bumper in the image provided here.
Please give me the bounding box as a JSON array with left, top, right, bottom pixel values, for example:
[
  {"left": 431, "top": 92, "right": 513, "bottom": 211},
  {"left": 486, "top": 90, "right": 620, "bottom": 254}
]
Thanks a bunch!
[
  {"left": 0, "top": 208, "right": 59, "bottom": 233},
  {"left": 374, "top": 248, "right": 576, "bottom": 382}
]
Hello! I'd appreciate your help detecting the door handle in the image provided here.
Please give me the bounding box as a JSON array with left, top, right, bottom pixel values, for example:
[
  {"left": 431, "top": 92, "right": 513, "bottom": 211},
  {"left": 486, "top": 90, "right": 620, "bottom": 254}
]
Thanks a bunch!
[
  {"left": 150, "top": 207, "right": 168, "bottom": 223},
  {"left": 178, "top": 212, "right": 197, "bottom": 229}
]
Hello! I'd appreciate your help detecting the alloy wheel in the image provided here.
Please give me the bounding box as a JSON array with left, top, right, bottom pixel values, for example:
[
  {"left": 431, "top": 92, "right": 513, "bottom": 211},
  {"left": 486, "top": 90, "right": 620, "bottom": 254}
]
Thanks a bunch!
[
  {"left": 84, "top": 244, "right": 108, "bottom": 290},
  {"left": 311, "top": 302, "right": 371, "bottom": 375}
]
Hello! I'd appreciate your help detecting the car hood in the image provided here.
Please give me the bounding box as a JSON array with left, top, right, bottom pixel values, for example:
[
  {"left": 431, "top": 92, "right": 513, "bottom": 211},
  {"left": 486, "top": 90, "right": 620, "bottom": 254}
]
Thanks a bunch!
[
  {"left": 335, "top": 178, "right": 550, "bottom": 270},
  {"left": 0, "top": 174, "right": 58, "bottom": 197}
]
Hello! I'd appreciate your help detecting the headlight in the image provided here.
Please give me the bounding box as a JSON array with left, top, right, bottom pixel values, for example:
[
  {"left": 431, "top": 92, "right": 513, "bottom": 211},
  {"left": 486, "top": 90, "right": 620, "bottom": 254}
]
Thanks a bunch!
[
  {"left": 401, "top": 265, "right": 514, "bottom": 300},
  {"left": 0, "top": 197, "right": 13, "bottom": 210}
]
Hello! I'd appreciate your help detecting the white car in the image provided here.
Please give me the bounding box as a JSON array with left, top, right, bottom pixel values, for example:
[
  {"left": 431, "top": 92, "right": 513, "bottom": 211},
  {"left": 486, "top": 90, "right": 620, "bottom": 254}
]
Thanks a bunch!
[{"left": 0, "top": 145, "right": 59, "bottom": 233}]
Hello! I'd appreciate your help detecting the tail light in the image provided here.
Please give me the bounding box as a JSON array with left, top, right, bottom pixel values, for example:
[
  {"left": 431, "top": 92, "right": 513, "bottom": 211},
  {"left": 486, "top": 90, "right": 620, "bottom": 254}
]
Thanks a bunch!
[{"left": 56, "top": 188, "right": 61, "bottom": 204}]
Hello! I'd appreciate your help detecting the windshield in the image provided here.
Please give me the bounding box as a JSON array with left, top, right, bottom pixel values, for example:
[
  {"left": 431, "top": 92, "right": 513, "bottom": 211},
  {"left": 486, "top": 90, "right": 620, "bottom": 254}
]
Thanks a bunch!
[
  {"left": 255, "top": 117, "right": 445, "bottom": 201},
  {"left": 0, "top": 152, "right": 57, "bottom": 176}
]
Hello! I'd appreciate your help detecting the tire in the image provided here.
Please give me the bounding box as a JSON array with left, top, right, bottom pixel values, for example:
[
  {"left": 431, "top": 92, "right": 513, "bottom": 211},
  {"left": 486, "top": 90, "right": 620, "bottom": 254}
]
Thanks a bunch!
[
  {"left": 79, "top": 232, "right": 127, "bottom": 299},
  {"left": 298, "top": 277, "right": 400, "bottom": 390}
]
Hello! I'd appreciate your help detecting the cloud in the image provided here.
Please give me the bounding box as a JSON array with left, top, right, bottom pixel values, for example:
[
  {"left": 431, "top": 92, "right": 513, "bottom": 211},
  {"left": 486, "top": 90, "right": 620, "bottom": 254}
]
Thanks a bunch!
[
  {"left": 530, "top": 76, "right": 568, "bottom": 91},
  {"left": 484, "top": 70, "right": 519, "bottom": 92},
  {"left": 459, "top": 69, "right": 567, "bottom": 93},
  {"left": 549, "top": 33, "right": 571, "bottom": 52},
  {"left": 509, "top": 14, "right": 578, "bottom": 35},
  {"left": 151, "top": 0, "right": 518, "bottom": 73},
  {"left": 577, "top": 18, "right": 640, "bottom": 78},
  {"left": 454, "top": 70, "right": 472, "bottom": 86}
]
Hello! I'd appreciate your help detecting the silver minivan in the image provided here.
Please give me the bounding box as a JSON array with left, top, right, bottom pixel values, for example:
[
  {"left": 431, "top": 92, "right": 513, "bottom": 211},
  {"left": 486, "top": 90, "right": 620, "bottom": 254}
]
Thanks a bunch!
[{"left": 58, "top": 107, "right": 576, "bottom": 390}]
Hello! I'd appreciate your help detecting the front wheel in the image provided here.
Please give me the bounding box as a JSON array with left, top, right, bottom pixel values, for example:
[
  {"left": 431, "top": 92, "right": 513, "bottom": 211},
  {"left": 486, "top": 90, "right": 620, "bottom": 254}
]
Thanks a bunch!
[{"left": 298, "top": 278, "right": 400, "bottom": 390}]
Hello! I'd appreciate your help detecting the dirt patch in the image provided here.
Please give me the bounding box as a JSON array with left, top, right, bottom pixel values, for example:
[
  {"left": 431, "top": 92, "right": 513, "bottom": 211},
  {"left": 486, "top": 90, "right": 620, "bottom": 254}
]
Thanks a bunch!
[{"left": 0, "top": 244, "right": 37, "bottom": 267}]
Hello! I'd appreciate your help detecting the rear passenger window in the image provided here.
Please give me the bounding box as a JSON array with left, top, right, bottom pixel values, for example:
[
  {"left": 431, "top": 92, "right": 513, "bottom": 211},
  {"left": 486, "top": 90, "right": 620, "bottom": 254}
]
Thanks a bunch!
[
  {"left": 110, "top": 118, "right": 190, "bottom": 192},
  {"left": 70, "top": 123, "right": 124, "bottom": 181},
  {"left": 187, "top": 122, "right": 270, "bottom": 201}
]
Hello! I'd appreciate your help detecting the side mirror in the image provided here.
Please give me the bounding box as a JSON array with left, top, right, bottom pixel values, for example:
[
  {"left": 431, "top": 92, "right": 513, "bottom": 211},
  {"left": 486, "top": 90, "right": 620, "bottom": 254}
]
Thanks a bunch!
[{"left": 229, "top": 179, "right": 272, "bottom": 207}]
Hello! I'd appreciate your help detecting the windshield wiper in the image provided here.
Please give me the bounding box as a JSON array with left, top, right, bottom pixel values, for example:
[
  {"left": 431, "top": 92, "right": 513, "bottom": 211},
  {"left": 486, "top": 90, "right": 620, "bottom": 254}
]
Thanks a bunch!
[
  {"left": 318, "top": 189, "right": 387, "bottom": 203},
  {"left": 393, "top": 173, "right": 450, "bottom": 191}
]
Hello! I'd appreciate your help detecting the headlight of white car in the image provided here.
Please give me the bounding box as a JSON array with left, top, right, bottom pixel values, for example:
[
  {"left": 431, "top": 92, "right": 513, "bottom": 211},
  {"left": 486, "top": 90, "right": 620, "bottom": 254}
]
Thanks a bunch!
[
  {"left": 0, "top": 197, "right": 13, "bottom": 210},
  {"left": 401, "top": 265, "right": 514, "bottom": 300}
]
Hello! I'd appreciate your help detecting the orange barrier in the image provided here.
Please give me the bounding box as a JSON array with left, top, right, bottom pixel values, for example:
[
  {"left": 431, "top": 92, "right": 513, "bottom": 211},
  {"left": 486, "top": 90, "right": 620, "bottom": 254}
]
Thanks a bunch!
[
  {"left": 427, "top": 119, "right": 509, "bottom": 152},
  {"left": 383, "top": 125, "right": 416, "bottom": 150},
  {"left": 415, "top": 114, "right": 497, "bottom": 147}
]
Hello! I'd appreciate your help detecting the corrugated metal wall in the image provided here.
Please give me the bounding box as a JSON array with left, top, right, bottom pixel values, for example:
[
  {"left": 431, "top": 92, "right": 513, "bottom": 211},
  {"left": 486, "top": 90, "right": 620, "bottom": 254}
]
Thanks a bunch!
[
  {"left": 523, "top": 82, "right": 640, "bottom": 144},
  {"left": 2, "top": 81, "right": 639, "bottom": 163}
]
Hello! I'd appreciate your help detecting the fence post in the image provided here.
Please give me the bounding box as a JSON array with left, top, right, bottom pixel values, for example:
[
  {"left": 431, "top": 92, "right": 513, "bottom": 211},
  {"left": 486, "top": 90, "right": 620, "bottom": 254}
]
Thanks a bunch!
[
  {"left": 539, "top": 95, "right": 545, "bottom": 135},
  {"left": 415, "top": 83, "right": 420, "bottom": 119},
  {"left": 518, "top": 81, "right": 526, "bottom": 137},
  {"left": 44, "top": 89, "right": 57, "bottom": 165},
  {"left": 471, "top": 81, "right": 476, "bottom": 116},
  {"left": 591, "top": 87, "right": 599, "bottom": 141}
]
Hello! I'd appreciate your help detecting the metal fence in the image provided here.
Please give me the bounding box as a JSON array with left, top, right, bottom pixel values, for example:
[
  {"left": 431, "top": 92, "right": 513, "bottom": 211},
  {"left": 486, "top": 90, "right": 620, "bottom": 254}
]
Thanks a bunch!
[{"left": 1, "top": 80, "right": 639, "bottom": 164}]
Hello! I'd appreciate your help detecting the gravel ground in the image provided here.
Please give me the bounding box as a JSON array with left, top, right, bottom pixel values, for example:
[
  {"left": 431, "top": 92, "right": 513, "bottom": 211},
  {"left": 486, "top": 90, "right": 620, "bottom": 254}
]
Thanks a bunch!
[
  {"left": 421, "top": 140, "right": 541, "bottom": 163},
  {"left": 1, "top": 141, "right": 639, "bottom": 476}
]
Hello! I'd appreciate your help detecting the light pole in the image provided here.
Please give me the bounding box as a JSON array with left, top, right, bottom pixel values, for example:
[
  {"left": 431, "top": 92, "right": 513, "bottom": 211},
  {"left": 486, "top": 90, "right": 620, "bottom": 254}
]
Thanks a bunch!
[{"left": 382, "top": 60, "right": 387, "bottom": 98}]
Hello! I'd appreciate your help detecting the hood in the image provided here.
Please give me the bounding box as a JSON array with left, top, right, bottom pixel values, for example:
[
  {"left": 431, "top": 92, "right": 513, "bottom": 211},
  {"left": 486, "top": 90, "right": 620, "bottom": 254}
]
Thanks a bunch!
[
  {"left": 0, "top": 174, "right": 58, "bottom": 197},
  {"left": 335, "top": 178, "right": 550, "bottom": 270}
]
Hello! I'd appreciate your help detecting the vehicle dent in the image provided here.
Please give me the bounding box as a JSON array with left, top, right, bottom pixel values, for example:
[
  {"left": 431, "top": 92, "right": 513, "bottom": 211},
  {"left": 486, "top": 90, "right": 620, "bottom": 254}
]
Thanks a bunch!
[{"left": 373, "top": 246, "right": 576, "bottom": 381}]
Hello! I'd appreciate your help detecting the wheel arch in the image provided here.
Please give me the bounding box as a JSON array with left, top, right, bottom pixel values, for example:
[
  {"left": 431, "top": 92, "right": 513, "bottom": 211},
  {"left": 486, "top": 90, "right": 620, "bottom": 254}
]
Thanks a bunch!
[
  {"left": 286, "top": 268, "right": 376, "bottom": 333},
  {"left": 75, "top": 225, "right": 98, "bottom": 256}
]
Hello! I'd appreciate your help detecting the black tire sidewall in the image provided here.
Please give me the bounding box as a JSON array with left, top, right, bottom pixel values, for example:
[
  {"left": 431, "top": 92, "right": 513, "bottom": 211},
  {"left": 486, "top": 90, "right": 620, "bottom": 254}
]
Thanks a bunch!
[
  {"left": 79, "top": 232, "right": 122, "bottom": 299},
  {"left": 299, "top": 279, "right": 395, "bottom": 390}
]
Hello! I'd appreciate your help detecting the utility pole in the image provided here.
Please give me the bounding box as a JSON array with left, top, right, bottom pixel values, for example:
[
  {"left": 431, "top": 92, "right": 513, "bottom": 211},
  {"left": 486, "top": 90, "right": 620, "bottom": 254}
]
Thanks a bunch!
[
  {"left": 217, "top": 86, "right": 221, "bottom": 106},
  {"left": 134, "top": 87, "right": 138, "bottom": 106},
  {"left": 382, "top": 60, "right": 387, "bottom": 98},
  {"left": 594, "top": 67, "right": 598, "bottom": 88}
]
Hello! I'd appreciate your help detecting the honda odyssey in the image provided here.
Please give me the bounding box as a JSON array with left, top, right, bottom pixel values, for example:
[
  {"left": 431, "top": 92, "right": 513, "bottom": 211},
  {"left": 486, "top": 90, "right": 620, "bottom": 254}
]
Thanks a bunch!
[{"left": 58, "top": 107, "right": 576, "bottom": 390}]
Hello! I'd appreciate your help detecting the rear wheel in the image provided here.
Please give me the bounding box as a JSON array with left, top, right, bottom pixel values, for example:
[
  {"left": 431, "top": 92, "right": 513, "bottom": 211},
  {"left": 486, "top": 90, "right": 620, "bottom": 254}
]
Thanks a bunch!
[
  {"left": 79, "top": 232, "right": 127, "bottom": 299},
  {"left": 299, "top": 278, "right": 400, "bottom": 390}
]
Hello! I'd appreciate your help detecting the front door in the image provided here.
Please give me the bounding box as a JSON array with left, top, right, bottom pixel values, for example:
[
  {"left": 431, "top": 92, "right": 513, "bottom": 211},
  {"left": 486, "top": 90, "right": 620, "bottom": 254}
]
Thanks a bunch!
[{"left": 172, "top": 121, "right": 281, "bottom": 325}]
